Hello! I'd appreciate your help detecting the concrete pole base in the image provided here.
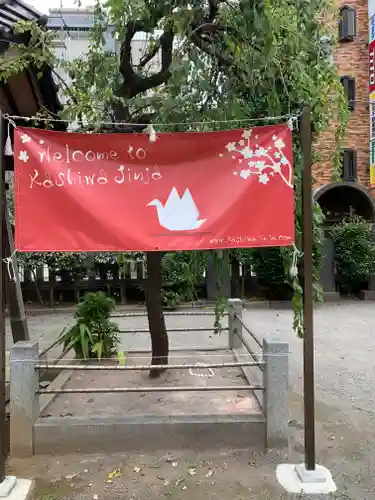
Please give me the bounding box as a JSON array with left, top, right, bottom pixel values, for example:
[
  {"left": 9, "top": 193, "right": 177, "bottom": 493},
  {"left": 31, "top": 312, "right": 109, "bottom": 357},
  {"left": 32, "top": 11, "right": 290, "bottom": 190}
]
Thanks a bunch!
[
  {"left": 0, "top": 477, "right": 33, "bottom": 499},
  {"left": 276, "top": 463, "right": 337, "bottom": 494}
]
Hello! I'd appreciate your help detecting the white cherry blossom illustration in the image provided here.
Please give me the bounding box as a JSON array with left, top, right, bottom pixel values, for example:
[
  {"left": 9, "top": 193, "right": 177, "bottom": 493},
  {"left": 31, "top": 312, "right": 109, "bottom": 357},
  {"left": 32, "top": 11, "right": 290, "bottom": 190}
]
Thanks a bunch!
[
  {"left": 259, "top": 173, "right": 270, "bottom": 184},
  {"left": 218, "top": 127, "right": 293, "bottom": 188},
  {"left": 18, "top": 151, "right": 29, "bottom": 163},
  {"left": 274, "top": 138, "right": 285, "bottom": 149},
  {"left": 225, "top": 142, "right": 236, "bottom": 152},
  {"left": 240, "top": 169, "right": 251, "bottom": 179},
  {"left": 20, "top": 134, "right": 31, "bottom": 144}
]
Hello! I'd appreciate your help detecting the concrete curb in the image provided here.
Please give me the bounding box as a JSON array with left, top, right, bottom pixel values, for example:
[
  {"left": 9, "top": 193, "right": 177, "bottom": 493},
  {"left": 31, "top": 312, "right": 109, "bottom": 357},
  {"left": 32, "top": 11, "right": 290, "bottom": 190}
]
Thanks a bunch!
[{"left": 34, "top": 414, "right": 266, "bottom": 454}]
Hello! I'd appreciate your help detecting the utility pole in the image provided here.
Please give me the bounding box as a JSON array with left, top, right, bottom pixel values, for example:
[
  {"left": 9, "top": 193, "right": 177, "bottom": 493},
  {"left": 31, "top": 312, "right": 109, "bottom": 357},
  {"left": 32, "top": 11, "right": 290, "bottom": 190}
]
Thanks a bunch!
[{"left": 301, "top": 105, "right": 316, "bottom": 470}]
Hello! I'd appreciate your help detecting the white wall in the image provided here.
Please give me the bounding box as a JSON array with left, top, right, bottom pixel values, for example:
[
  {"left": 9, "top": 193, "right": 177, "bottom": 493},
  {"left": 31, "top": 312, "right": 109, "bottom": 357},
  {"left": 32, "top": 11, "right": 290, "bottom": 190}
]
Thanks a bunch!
[{"left": 370, "top": 0, "right": 375, "bottom": 19}]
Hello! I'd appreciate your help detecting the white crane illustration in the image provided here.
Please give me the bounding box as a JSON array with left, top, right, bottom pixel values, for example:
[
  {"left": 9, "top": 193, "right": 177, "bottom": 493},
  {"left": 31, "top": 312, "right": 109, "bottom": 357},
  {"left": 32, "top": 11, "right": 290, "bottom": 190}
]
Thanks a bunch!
[{"left": 147, "top": 187, "right": 206, "bottom": 231}]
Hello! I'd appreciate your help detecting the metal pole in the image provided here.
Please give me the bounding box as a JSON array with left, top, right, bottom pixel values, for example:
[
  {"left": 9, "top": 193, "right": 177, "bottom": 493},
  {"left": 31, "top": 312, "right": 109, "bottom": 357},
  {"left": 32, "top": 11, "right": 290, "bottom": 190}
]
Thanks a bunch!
[
  {"left": 0, "top": 109, "right": 6, "bottom": 482},
  {"left": 35, "top": 360, "right": 264, "bottom": 371},
  {"left": 112, "top": 311, "right": 218, "bottom": 317},
  {"left": 37, "top": 384, "right": 265, "bottom": 395},
  {"left": 301, "top": 105, "right": 316, "bottom": 470},
  {"left": 119, "top": 327, "right": 228, "bottom": 333}
]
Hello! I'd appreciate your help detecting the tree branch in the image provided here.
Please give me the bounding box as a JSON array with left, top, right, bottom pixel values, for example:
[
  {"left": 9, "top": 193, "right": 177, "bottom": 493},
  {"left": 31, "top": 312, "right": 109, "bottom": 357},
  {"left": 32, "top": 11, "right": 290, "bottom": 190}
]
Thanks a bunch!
[
  {"left": 139, "top": 40, "right": 161, "bottom": 68},
  {"left": 207, "top": 0, "right": 219, "bottom": 22},
  {"left": 117, "top": 24, "right": 174, "bottom": 99},
  {"left": 189, "top": 32, "right": 232, "bottom": 68},
  {"left": 119, "top": 21, "right": 141, "bottom": 78}
]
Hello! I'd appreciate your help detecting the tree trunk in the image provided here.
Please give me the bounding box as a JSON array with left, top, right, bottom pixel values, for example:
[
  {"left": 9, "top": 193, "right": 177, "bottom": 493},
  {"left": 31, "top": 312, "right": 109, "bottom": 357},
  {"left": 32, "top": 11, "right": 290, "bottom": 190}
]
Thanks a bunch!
[
  {"left": 231, "top": 258, "right": 241, "bottom": 298},
  {"left": 31, "top": 269, "right": 44, "bottom": 306},
  {"left": 145, "top": 251, "right": 169, "bottom": 378}
]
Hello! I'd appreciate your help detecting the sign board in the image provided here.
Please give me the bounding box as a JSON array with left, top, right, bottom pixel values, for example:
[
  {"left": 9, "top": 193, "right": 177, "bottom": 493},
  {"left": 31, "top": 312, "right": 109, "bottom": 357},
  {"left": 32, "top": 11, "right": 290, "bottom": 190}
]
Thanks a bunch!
[
  {"left": 370, "top": 40, "right": 375, "bottom": 94},
  {"left": 371, "top": 139, "right": 375, "bottom": 185},
  {"left": 370, "top": 7, "right": 375, "bottom": 185},
  {"left": 371, "top": 15, "right": 375, "bottom": 43},
  {"left": 370, "top": 92, "right": 375, "bottom": 140},
  {"left": 14, "top": 125, "right": 295, "bottom": 252}
]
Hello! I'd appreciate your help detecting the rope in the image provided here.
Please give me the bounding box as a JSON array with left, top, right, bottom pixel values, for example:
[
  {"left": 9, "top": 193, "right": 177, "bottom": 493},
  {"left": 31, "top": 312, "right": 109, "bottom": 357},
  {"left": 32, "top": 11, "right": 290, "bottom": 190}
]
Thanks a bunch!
[{"left": 3, "top": 111, "right": 301, "bottom": 129}]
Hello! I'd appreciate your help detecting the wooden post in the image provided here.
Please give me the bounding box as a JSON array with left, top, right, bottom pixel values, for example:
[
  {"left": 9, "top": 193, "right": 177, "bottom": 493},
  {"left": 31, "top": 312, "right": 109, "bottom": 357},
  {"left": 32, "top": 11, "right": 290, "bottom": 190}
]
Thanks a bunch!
[
  {"left": 0, "top": 109, "right": 7, "bottom": 481},
  {"left": 4, "top": 204, "right": 29, "bottom": 342},
  {"left": 301, "top": 106, "right": 316, "bottom": 470}
]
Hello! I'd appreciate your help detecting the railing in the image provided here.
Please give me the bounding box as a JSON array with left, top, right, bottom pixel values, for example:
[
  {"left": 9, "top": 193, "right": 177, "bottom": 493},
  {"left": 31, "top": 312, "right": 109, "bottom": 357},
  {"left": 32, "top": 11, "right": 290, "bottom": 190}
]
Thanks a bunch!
[
  {"left": 234, "top": 315, "right": 262, "bottom": 349},
  {"left": 39, "top": 337, "right": 62, "bottom": 358},
  {"left": 112, "top": 311, "right": 216, "bottom": 317},
  {"left": 9, "top": 300, "right": 289, "bottom": 457},
  {"left": 35, "top": 359, "right": 264, "bottom": 394},
  {"left": 119, "top": 327, "right": 229, "bottom": 333},
  {"left": 38, "top": 336, "right": 72, "bottom": 379},
  {"left": 233, "top": 313, "right": 263, "bottom": 371}
]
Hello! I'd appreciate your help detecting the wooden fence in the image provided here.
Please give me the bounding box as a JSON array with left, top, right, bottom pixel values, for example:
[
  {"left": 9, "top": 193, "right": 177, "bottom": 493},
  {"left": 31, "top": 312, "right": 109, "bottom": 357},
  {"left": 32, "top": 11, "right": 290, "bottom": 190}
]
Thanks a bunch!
[
  {"left": 17, "top": 260, "right": 264, "bottom": 306},
  {"left": 19, "top": 260, "right": 150, "bottom": 306}
]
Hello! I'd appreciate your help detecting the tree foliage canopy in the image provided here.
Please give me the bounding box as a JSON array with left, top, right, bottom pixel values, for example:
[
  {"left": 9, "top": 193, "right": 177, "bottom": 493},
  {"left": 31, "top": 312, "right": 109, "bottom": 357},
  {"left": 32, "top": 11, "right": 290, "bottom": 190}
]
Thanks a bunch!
[{"left": 0, "top": 0, "right": 348, "bottom": 336}]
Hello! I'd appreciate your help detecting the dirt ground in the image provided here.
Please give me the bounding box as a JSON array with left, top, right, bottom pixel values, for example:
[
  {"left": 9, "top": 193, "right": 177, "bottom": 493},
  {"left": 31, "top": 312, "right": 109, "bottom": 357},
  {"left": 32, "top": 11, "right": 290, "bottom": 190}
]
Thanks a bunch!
[
  {"left": 7, "top": 302, "right": 375, "bottom": 499},
  {"left": 8, "top": 390, "right": 375, "bottom": 500},
  {"left": 41, "top": 351, "right": 261, "bottom": 418}
]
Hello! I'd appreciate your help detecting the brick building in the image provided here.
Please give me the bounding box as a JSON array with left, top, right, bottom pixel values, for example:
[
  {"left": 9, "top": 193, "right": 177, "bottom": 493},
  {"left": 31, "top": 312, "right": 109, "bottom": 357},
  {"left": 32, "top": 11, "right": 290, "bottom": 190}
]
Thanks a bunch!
[
  {"left": 312, "top": 1, "right": 375, "bottom": 295},
  {"left": 314, "top": 0, "right": 374, "bottom": 224}
]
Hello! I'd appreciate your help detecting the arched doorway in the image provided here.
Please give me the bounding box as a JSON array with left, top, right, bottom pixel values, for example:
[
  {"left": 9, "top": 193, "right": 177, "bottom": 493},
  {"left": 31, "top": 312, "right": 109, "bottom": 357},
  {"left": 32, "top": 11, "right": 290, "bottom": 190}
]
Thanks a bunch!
[
  {"left": 314, "top": 183, "right": 375, "bottom": 296},
  {"left": 314, "top": 182, "right": 375, "bottom": 223}
]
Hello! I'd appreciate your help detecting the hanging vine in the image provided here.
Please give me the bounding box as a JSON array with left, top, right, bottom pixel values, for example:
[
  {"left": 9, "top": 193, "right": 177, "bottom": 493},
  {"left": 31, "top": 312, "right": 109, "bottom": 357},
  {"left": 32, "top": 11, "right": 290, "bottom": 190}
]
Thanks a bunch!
[{"left": 0, "top": 0, "right": 348, "bottom": 339}]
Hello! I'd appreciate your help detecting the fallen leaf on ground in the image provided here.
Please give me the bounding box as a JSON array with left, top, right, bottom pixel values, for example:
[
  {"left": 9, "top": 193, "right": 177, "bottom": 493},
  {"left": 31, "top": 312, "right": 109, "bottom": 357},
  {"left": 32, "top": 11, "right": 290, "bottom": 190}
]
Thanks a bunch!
[{"left": 108, "top": 469, "right": 121, "bottom": 479}]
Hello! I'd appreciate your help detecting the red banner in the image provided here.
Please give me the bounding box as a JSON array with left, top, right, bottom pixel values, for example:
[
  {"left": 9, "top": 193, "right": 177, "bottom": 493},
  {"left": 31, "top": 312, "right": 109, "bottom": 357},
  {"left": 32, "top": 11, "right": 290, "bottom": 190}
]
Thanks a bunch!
[
  {"left": 14, "top": 124, "right": 294, "bottom": 252},
  {"left": 370, "top": 40, "right": 375, "bottom": 93}
]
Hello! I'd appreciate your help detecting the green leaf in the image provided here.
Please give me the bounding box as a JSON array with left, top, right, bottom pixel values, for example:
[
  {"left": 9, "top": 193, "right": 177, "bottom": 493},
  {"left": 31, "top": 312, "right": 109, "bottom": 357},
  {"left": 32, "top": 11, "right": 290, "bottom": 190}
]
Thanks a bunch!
[
  {"left": 117, "top": 351, "right": 126, "bottom": 365},
  {"left": 92, "top": 341, "right": 103, "bottom": 361},
  {"left": 79, "top": 323, "right": 92, "bottom": 359}
]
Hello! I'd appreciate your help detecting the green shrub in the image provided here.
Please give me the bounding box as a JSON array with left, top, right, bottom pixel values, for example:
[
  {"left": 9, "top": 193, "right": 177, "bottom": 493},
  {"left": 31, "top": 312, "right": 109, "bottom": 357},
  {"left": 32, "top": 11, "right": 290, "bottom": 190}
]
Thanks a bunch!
[
  {"left": 75, "top": 291, "right": 116, "bottom": 322},
  {"left": 161, "top": 251, "right": 207, "bottom": 301},
  {"left": 163, "top": 289, "right": 181, "bottom": 310},
  {"left": 58, "top": 292, "right": 120, "bottom": 360},
  {"left": 251, "top": 247, "right": 291, "bottom": 300},
  {"left": 331, "top": 212, "right": 375, "bottom": 294}
]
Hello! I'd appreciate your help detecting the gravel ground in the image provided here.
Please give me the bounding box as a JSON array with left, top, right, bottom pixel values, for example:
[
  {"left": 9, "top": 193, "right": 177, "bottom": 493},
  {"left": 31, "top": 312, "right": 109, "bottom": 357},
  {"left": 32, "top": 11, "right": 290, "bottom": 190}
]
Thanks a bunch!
[
  {"left": 7, "top": 300, "right": 375, "bottom": 499},
  {"left": 243, "top": 301, "right": 375, "bottom": 433}
]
